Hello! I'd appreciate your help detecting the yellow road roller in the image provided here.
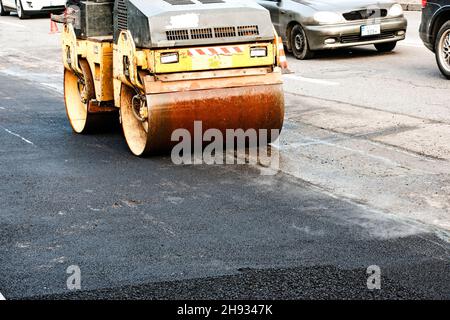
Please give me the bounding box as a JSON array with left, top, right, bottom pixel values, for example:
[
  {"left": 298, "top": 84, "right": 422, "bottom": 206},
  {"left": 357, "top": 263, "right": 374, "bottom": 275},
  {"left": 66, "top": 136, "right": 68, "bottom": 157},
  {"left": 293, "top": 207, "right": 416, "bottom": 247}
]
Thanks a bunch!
[{"left": 56, "top": 0, "right": 285, "bottom": 156}]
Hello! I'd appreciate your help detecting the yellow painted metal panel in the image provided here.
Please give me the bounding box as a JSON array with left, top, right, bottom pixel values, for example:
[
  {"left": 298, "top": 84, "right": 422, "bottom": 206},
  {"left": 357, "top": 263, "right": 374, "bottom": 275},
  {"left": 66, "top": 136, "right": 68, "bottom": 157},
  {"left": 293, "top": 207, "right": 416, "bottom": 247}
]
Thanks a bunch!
[
  {"left": 84, "top": 41, "right": 114, "bottom": 102},
  {"left": 152, "top": 42, "right": 274, "bottom": 74}
]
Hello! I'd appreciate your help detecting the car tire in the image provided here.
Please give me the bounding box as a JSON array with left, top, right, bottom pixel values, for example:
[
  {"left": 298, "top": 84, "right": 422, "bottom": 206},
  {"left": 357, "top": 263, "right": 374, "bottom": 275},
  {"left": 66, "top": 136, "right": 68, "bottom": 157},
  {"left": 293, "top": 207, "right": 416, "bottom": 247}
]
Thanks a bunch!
[
  {"left": 16, "top": 0, "right": 28, "bottom": 19},
  {"left": 374, "top": 42, "right": 397, "bottom": 53},
  {"left": 290, "top": 24, "right": 314, "bottom": 60},
  {"left": 0, "top": 0, "right": 10, "bottom": 16},
  {"left": 435, "top": 21, "right": 450, "bottom": 79}
]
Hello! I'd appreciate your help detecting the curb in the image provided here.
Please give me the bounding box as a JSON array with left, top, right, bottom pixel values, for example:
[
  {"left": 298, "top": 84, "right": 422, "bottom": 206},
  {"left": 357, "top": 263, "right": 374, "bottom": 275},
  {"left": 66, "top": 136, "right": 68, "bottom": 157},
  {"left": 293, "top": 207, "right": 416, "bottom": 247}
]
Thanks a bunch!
[{"left": 401, "top": 3, "right": 422, "bottom": 11}]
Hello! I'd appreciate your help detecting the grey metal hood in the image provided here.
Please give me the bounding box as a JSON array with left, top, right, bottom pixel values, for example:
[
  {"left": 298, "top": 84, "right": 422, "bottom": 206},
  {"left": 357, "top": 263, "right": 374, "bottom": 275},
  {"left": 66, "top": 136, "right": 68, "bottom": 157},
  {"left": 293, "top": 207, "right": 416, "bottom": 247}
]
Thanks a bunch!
[
  {"left": 118, "top": 0, "right": 275, "bottom": 48},
  {"left": 295, "top": 0, "right": 397, "bottom": 12}
]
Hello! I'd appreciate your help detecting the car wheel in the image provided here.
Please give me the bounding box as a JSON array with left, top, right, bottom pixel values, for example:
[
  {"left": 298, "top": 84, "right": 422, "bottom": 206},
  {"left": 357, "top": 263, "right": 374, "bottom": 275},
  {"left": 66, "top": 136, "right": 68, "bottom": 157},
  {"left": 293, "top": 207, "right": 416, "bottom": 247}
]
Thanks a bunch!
[
  {"left": 374, "top": 42, "right": 397, "bottom": 53},
  {"left": 0, "top": 0, "right": 10, "bottom": 16},
  {"left": 435, "top": 21, "right": 450, "bottom": 79},
  {"left": 290, "top": 24, "right": 314, "bottom": 60},
  {"left": 16, "top": 0, "right": 28, "bottom": 19}
]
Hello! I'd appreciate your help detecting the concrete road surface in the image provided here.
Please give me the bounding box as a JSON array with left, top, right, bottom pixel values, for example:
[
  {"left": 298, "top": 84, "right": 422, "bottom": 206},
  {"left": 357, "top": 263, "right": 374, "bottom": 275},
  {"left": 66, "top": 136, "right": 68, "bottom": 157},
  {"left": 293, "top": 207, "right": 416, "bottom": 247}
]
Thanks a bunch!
[{"left": 0, "top": 12, "right": 449, "bottom": 299}]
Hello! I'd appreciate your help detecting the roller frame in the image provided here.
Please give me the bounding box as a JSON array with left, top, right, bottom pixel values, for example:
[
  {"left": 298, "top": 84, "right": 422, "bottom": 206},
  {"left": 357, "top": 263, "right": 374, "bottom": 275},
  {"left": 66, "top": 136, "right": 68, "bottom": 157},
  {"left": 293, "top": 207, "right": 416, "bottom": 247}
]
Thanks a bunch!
[{"left": 61, "top": 23, "right": 286, "bottom": 156}]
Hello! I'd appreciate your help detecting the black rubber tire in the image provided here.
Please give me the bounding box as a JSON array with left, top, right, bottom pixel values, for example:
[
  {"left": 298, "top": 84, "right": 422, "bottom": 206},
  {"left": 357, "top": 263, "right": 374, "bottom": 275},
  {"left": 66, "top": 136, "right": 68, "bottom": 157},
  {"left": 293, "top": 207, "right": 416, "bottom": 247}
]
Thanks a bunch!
[
  {"left": 374, "top": 41, "right": 397, "bottom": 53},
  {"left": 435, "top": 21, "right": 450, "bottom": 79},
  {"left": 290, "top": 24, "right": 314, "bottom": 60},
  {"left": 0, "top": 0, "right": 10, "bottom": 16},
  {"left": 16, "top": 0, "right": 29, "bottom": 19}
]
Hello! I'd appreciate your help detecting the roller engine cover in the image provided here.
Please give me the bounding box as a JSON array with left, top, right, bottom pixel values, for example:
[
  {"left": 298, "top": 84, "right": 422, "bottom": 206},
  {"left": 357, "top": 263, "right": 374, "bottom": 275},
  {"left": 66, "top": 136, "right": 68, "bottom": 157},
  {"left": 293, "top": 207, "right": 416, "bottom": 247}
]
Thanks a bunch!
[{"left": 113, "top": 0, "right": 274, "bottom": 48}]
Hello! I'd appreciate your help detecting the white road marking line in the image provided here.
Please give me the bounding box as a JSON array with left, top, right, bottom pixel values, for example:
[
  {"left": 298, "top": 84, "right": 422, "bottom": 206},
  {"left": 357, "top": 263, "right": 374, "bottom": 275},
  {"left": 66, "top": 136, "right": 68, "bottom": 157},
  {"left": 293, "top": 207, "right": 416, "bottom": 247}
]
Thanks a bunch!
[
  {"left": 0, "top": 107, "right": 5, "bottom": 110},
  {"left": 1, "top": 126, "right": 35, "bottom": 145},
  {"left": 277, "top": 136, "right": 402, "bottom": 167},
  {"left": 0, "top": 68, "right": 63, "bottom": 96},
  {"left": 88, "top": 206, "right": 102, "bottom": 212},
  {"left": 6, "top": 48, "right": 61, "bottom": 65},
  {"left": 0, "top": 292, "right": 5, "bottom": 300},
  {"left": 283, "top": 74, "right": 340, "bottom": 86},
  {"left": 0, "top": 20, "right": 27, "bottom": 29},
  {"left": 40, "top": 82, "right": 64, "bottom": 95}
]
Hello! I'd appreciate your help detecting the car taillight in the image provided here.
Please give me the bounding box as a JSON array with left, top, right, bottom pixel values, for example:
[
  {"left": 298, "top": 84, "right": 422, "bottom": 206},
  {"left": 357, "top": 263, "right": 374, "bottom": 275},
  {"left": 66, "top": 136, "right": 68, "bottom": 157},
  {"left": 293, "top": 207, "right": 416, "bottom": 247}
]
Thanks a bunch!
[{"left": 422, "top": 0, "right": 428, "bottom": 8}]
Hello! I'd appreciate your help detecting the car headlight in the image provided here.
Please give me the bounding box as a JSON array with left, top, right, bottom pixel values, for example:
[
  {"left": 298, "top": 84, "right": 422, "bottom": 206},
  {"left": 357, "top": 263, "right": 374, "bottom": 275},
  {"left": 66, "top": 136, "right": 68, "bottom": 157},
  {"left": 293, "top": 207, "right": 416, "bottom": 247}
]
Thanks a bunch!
[
  {"left": 313, "top": 11, "right": 344, "bottom": 24},
  {"left": 160, "top": 52, "right": 179, "bottom": 64},
  {"left": 388, "top": 4, "right": 404, "bottom": 17}
]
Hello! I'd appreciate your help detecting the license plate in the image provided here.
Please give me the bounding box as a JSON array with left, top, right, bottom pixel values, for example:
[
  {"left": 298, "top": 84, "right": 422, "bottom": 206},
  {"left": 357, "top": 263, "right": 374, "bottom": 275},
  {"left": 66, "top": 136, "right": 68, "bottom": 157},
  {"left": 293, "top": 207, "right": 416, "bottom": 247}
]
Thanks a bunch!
[{"left": 361, "top": 24, "right": 381, "bottom": 37}]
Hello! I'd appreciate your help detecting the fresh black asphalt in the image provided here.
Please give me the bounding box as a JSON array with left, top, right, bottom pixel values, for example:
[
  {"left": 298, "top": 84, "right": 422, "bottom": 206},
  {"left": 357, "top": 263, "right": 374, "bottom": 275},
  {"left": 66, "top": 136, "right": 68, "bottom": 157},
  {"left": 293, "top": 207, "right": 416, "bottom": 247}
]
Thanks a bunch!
[{"left": 0, "top": 74, "right": 448, "bottom": 299}]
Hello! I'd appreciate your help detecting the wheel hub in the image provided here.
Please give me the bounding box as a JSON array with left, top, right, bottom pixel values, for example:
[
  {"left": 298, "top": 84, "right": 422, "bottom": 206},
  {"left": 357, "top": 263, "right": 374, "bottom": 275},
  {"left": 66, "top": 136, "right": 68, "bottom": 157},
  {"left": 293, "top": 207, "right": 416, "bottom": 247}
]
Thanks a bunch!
[
  {"left": 132, "top": 94, "right": 148, "bottom": 122},
  {"left": 294, "top": 34, "right": 304, "bottom": 51},
  {"left": 77, "top": 78, "right": 89, "bottom": 104}
]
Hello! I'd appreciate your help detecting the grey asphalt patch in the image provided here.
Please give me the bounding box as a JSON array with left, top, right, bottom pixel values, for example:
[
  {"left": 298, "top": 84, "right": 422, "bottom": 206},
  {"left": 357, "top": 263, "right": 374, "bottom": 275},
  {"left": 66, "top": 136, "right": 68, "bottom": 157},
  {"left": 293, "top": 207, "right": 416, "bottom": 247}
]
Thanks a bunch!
[{"left": 278, "top": 94, "right": 450, "bottom": 232}]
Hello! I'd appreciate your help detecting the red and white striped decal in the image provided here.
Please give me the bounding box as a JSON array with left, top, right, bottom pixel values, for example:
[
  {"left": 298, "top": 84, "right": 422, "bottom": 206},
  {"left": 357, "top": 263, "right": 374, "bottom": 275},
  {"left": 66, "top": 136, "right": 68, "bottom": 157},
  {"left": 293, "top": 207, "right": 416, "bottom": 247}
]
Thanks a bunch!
[{"left": 188, "top": 46, "right": 244, "bottom": 56}]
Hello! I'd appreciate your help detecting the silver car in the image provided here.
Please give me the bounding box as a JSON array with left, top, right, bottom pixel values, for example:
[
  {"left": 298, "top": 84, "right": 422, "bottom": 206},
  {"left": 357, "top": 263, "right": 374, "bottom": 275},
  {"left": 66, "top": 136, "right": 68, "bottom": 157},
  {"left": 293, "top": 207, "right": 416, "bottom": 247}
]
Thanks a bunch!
[{"left": 258, "top": 0, "right": 408, "bottom": 59}]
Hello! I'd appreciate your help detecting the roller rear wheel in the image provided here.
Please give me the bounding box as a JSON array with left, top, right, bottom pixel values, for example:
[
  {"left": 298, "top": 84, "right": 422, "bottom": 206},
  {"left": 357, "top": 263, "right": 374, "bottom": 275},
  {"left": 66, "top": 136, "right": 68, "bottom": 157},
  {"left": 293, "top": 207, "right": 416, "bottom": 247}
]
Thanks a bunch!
[
  {"left": 64, "top": 59, "right": 96, "bottom": 133},
  {"left": 120, "top": 84, "right": 150, "bottom": 157}
]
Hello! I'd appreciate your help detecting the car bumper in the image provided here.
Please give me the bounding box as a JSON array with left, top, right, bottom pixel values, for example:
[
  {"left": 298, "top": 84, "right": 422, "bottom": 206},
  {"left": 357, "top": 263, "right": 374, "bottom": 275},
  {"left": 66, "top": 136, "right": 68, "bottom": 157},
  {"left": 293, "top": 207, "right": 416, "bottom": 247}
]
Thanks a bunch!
[
  {"left": 419, "top": 5, "right": 437, "bottom": 53},
  {"left": 303, "top": 17, "right": 408, "bottom": 50},
  {"left": 22, "top": 2, "right": 65, "bottom": 14},
  {"left": 420, "top": 30, "right": 434, "bottom": 52}
]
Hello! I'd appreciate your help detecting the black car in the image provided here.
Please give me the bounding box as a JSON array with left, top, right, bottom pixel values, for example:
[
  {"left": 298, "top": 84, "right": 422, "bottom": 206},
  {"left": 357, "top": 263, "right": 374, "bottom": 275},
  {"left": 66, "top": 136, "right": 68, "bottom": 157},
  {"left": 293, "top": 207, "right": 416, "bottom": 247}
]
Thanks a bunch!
[{"left": 420, "top": 0, "right": 450, "bottom": 78}]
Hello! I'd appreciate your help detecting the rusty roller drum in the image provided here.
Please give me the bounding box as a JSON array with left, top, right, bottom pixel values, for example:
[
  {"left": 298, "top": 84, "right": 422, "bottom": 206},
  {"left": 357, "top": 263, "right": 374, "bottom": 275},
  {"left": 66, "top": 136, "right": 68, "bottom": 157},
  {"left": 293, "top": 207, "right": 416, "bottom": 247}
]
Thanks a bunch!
[{"left": 120, "top": 70, "right": 285, "bottom": 156}]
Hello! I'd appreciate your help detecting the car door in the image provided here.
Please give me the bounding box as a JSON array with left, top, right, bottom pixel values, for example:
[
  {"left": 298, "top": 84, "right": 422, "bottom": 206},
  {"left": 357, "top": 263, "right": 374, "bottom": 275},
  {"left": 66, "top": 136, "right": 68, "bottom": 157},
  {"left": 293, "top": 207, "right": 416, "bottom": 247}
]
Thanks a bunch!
[
  {"left": 258, "top": 0, "right": 282, "bottom": 35},
  {"left": 258, "top": 0, "right": 295, "bottom": 41}
]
